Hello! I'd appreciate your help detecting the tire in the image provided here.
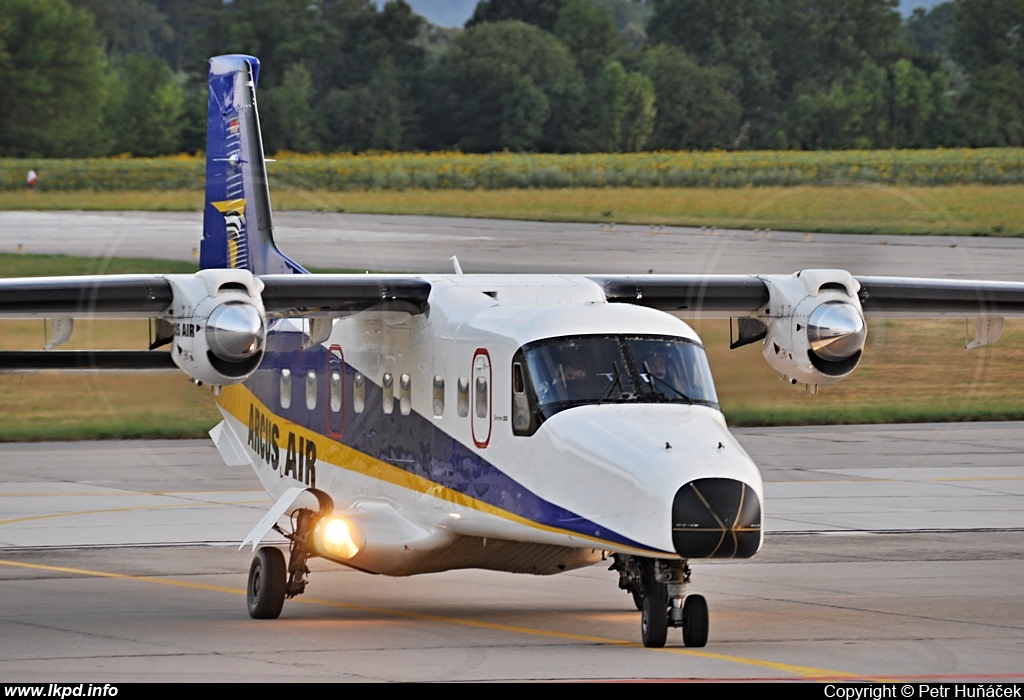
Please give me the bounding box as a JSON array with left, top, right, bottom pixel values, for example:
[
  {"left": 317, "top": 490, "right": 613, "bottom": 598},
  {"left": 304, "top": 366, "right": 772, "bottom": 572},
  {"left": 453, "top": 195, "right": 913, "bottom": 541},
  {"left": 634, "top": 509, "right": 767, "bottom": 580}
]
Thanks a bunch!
[
  {"left": 631, "top": 585, "right": 644, "bottom": 611},
  {"left": 247, "top": 547, "right": 287, "bottom": 619},
  {"left": 638, "top": 559, "right": 668, "bottom": 647},
  {"left": 641, "top": 587, "right": 669, "bottom": 648},
  {"left": 682, "top": 594, "right": 709, "bottom": 648}
]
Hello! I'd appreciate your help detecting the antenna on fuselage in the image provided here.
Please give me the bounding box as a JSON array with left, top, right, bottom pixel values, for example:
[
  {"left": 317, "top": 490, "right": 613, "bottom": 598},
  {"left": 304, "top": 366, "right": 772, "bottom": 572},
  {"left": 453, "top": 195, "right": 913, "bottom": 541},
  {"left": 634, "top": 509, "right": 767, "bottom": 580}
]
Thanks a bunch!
[{"left": 450, "top": 256, "right": 464, "bottom": 275}]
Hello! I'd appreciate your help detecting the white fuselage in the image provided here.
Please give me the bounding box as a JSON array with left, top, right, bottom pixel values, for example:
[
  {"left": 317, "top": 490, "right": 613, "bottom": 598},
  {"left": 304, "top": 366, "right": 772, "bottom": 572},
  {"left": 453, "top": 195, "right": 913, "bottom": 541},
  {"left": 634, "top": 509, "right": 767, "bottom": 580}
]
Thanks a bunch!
[{"left": 215, "top": 275, "right": 765, "bottom": 575}]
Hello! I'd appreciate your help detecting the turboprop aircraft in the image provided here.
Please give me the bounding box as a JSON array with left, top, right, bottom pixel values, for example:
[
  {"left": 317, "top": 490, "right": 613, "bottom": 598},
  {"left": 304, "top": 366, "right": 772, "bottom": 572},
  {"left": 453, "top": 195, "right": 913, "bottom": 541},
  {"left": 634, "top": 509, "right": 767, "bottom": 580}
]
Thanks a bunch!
[{"left": 3, "top": 55, "right": 1024, "bottom": 649}]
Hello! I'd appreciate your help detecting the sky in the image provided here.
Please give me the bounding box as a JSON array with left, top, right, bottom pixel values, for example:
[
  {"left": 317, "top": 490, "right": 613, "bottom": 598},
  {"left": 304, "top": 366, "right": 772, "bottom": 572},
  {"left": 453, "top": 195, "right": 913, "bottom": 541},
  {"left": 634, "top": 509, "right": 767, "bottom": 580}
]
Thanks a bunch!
[{"left": 376, "top": 1, "right": 946, "bottom": 28}]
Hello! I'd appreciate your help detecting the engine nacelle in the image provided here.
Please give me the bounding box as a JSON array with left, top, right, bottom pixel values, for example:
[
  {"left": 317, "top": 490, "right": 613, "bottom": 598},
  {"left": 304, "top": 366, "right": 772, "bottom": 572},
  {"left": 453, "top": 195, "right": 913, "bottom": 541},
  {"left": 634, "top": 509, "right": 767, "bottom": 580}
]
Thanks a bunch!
[
  {"left": 757, "top": 270, "right": 866, "bottom": 390},
  {"left": 165, "top": 269, "right": 267, "bottom": 386}
]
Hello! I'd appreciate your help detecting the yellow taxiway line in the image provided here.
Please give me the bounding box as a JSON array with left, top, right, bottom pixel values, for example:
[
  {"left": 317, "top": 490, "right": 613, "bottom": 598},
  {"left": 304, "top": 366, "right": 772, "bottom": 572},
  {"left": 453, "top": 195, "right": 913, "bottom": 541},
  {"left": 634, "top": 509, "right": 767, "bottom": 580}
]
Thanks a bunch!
[{"left": 0, "top": 556, "right": 859, "bottom": 681}]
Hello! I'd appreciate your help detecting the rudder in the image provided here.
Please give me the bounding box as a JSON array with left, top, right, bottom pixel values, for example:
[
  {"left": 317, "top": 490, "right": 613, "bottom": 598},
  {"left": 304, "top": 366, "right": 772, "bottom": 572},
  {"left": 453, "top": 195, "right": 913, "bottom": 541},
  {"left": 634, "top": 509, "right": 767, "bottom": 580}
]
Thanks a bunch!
[{"left": 201, "top": 55, "right": 306, "bottom": 275}]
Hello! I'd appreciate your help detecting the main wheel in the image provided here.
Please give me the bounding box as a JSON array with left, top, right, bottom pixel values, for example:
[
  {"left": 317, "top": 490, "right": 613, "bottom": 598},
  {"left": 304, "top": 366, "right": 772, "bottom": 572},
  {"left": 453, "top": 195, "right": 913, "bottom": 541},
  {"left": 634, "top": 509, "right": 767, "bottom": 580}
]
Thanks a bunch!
[
  {"left": 641, "top": 587, "right": 669, "bottom": 648},
  {"left": 682, "top": 594, "right": 709, "bottom": 648},
  {"left": 247, "top": 547, "right": 287, "bottom": 619},
  {"left": 639, "top": 560, "right": 668, "bottom": 648}
]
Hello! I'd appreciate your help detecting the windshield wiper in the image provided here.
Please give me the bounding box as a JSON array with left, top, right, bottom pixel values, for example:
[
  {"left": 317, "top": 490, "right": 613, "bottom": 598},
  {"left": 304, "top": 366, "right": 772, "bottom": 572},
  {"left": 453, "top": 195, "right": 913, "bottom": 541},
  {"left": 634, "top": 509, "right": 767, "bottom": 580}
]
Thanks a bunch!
[
  {"left": 598, "top": 362, "right": 623, "bottom": 402},
  {"left": 642, "top": 361, "right": 694, "bottom": 404}
]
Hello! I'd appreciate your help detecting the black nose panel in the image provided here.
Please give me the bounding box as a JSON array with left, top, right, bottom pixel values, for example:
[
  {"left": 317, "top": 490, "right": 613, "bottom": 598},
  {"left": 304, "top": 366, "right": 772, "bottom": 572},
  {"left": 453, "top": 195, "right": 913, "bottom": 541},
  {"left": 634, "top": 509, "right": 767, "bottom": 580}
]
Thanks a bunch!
[{"left": 672, "top": 478, "right": 762, "bottom": 559}]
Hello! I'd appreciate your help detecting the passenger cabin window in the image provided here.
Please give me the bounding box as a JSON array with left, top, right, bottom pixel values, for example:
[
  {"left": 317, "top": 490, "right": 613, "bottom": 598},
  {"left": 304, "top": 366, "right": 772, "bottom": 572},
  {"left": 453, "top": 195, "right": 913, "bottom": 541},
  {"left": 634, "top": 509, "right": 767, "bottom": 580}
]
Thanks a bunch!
[
  {"left": 432, "top": 375, "right": 445, "bottom": 417},
  {"left": 475, "top": 375, "right": 488, "bottom": 418},
  {"left": 457, "top": 376, "right": 469, "bottom": 417},
  {"left": 330, "top": 371, "right": 342, "bottom": 412},
  {"left": 512, "top": 334, "right": 720, "bottom": 436},
  {"left": 399, "top": 373, "right": 412, "bottom": 416},
  {"left": 306, "top": 370, "right": 317, "bottom": 410},
  {"left": 382, "top": 373, "right": 394, "bottom": 415},
  {"left": 352, "top": 372, "right": 365, "bottom": 414},
  {"left": 280, "top": 369, "right": 292, "bottom": 409}
]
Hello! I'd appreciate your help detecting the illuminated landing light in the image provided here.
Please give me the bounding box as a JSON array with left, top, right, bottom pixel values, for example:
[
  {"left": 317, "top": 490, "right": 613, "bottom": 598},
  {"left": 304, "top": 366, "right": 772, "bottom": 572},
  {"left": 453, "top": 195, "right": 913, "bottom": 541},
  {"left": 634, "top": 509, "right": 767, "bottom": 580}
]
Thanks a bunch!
[
  {"left": 313, "top": 516, "right": 361, "bottom": 560},
  {"left": 448, "top": 513, "right": 461, "bottom": 520}
]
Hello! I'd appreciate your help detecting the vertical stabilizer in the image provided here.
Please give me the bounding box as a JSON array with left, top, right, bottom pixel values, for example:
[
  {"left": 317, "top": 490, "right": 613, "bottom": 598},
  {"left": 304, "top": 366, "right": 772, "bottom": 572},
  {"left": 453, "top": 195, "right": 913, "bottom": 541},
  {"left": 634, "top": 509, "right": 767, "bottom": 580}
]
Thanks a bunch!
[{"left": 201, "top": 55, "right": 306, "bottom": 275}]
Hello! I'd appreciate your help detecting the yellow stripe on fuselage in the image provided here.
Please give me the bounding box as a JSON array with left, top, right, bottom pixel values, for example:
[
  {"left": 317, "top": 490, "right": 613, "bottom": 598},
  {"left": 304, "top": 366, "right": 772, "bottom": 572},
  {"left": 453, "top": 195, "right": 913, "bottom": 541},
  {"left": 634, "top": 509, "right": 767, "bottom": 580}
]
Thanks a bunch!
[{"left": 217, "top": 384, "right": 672, "bottom": 557}]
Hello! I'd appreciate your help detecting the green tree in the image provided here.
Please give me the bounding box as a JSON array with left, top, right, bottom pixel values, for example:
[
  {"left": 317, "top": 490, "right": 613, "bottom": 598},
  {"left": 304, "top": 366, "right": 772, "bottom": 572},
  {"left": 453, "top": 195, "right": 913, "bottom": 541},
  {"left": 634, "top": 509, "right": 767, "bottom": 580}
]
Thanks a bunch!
[
  {"left": 641, "top": 43, "right": 741, "bottom": 149},
  {"left": 428, "top": 20, "right": 585, "bottom": 151},
  {"left": 553, "top": 0, "right": 620, "bottom": 79},
  {"left": 950, "top": 0, "right": 1024, "bottom": 145},
  {"left": 319, "top": 57, "right": 415, "bottom": 152},
  {"left": 956, "top": 62, "right": 1024, "bottom": 146},
  {"left": 500, "top": 75, "right": 551, "bottom": 150},
  {"left": 646, "top": 0, "right": 775, "bottom": 142},
  {"left": 189, "top": 0, "right": 329, "bottom": 87},
  {"left": 260, "top": 62, "right": 320, "bottom": 153},
  {"left": 620, "top": 70, "right": 655, "bottom": 151},
  {"left": 0, "top": 0, "right": 108, "bottom": 156},
  {"left": 951, "top": 0, "right": 1024, "bottom": 71},
  {"left": 905, "top": 1, "right": 957, "bottom": 58},
  {"left": 467, "top": 0, "right": 569, "bottom": 32},
  {"left": 765, "top": 0, "right": 906, "bottom": 98},
  {"left": 570, "top": 59, "right": 654, "bottom": 152},
  {"left": 104, "top": 54, "right": 185, "bottom": 155},
  {"left": 68, "top": 0, "right": 174, "bottom": 59},
  {"left": 593, "top": 0, "right": 652, "bottom": 51}
]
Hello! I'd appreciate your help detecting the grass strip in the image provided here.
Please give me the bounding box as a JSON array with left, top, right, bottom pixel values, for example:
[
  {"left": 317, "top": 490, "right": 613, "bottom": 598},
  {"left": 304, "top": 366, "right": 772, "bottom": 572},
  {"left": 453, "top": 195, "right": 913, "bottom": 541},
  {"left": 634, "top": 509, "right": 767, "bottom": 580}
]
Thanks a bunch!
[{"left": 1, "top": 184, "right": 1021, "bottom": 236}]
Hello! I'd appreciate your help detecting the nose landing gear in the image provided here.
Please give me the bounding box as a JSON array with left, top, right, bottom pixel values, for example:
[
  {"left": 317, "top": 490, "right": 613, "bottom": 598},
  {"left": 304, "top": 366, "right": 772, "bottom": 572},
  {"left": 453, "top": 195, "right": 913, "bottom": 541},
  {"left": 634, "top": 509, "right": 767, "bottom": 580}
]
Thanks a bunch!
[
  {"left": 612, "top": 555, "right": 709, "bottom": 648},
  {"left": 246, "top": 506, "right": 324, "bottom": 619}
]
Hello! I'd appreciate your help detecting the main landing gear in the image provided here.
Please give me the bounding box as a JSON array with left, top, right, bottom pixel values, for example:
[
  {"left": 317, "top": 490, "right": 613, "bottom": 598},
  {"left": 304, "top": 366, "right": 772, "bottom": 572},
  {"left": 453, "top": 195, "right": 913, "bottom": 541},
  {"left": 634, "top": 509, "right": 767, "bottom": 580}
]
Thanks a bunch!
[
  {"left": 612, "top": 554, "right": 709, "bottom": 648},
  {"left": 247, "top": 504, "right": 326, "bottom": 619}
]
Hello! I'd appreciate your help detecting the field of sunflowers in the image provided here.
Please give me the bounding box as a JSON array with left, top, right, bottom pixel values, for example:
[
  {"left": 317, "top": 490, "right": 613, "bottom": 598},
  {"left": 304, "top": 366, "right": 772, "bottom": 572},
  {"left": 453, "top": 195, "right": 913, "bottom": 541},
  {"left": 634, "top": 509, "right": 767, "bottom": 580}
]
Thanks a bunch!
[{"left": 2, "top": 148, "right": 1022, "bottom": 192}]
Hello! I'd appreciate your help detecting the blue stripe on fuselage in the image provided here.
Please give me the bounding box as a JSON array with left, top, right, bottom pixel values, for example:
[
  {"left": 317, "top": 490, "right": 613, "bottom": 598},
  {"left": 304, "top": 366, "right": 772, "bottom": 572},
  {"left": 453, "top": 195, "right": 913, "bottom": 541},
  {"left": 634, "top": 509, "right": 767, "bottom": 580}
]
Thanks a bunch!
[{"left": 243, "top": 324, "right": 661, "bottom": 553}]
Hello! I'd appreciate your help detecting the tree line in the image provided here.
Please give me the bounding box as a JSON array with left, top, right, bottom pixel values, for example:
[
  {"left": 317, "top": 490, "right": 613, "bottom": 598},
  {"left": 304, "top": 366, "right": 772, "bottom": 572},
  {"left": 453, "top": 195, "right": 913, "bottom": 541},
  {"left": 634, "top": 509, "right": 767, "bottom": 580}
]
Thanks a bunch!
[{"left": 0, "top": 0, "right": 1021, "bottom": 158}]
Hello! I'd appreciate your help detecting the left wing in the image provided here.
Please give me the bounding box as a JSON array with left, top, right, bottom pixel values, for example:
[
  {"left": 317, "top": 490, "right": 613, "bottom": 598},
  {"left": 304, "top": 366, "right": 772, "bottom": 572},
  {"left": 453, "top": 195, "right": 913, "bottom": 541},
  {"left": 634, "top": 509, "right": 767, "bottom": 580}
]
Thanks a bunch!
[{"left": 591, "top": 269, "right": 1024, "bottom": 389}]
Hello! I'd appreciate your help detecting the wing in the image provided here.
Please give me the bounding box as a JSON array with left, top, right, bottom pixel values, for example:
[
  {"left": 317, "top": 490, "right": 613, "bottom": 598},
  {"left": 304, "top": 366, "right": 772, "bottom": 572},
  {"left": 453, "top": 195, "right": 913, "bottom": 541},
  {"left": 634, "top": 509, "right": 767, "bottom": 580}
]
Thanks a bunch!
[
  {"left": 0, "top": 272, "right": 431, "bottom": 376},
  {"left": 590, "top": 273, "right": 1024, "bottom": 318},
  {"left": 591, "top": 269, "right": 1024, "bottom": 389}
]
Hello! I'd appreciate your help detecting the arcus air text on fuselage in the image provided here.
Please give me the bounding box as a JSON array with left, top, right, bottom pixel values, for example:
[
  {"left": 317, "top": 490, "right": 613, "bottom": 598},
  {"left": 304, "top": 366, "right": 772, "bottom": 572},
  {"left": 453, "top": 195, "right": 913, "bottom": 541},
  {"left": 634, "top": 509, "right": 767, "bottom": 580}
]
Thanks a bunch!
[{"left": 215, "top": 274, "right": 765, "bottom": 573}]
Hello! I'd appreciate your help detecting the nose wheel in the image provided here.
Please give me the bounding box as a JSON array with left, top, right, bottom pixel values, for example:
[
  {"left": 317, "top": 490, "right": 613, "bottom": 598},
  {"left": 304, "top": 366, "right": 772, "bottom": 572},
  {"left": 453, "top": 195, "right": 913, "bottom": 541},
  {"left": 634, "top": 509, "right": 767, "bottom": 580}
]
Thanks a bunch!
[
  {"left": 247, "top": 547, "right": 286, "bottom": 619},
  {"left": 246, "top": 505, "right": 327, "bottom": 619},
  {"left": 682, "top": 594, "right": 709, "bottom": 648}
]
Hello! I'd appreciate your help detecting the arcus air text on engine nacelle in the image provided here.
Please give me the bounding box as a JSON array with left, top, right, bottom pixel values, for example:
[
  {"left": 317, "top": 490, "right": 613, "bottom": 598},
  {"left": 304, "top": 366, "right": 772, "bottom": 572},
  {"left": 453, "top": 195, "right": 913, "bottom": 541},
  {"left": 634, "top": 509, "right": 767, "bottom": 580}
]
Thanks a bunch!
[
  {"left": 757, "top": 270, "right": 867, "bottom": 388},
  {"left": 164, "top": 269, "right": 267, "bottom": 386}
]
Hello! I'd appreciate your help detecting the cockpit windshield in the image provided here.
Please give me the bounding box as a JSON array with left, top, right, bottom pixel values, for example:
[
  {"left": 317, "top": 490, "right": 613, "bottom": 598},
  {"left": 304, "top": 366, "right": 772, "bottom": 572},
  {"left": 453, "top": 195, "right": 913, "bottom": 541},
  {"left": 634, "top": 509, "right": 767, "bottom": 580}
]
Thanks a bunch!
[{"left": 513, "top": 335, "right": 719, "bottom": 435}]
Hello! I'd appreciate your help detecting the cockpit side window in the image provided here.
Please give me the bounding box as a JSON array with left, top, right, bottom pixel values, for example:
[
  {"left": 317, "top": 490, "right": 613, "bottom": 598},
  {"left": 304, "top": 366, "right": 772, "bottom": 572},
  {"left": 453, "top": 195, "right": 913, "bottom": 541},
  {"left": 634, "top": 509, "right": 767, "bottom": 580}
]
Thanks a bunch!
[{"left": 512, "top": 361, "right": 531, "bottom": 434}]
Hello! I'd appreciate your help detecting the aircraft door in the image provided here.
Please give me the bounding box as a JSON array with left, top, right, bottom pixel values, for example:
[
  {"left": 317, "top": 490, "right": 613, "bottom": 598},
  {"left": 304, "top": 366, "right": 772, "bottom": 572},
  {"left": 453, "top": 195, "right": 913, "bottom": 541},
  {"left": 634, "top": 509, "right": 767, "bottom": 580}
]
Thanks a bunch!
[
  {"left": 472, "top": 349, "right": 492, "bottom": 448},
  {"left": 326, "top": 345, "right": 344, "bottom": 438}
]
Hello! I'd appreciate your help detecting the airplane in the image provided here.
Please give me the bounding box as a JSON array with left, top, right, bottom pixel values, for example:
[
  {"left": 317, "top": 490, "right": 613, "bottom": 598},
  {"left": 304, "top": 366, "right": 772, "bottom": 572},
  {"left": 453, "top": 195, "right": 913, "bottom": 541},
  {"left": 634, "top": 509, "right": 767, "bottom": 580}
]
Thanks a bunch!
[{"left": 2, "top": 54, "right": 1024, "bottom": 649}]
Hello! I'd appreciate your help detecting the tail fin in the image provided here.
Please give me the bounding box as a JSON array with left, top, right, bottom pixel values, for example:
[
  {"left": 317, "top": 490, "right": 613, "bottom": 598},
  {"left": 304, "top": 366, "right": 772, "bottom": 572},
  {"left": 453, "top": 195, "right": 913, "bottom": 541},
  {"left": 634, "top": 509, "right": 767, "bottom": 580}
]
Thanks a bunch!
[{"left": 201, "top": 55, "right": 306, "bottom": 275}]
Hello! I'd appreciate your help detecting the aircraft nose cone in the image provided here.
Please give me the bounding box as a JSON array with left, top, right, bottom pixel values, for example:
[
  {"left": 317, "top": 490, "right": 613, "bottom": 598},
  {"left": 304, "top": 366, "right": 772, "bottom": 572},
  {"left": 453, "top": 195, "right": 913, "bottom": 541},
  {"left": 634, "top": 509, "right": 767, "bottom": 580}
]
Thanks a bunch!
[
  {"left": 206, "top": 302, "right": 266, "bottom": 361},
  {"left": 807, "top": 301, "right": 866, "bottom": 361},
  {"left": 672, "top": 478, "right": 762, "bottom": 559}
]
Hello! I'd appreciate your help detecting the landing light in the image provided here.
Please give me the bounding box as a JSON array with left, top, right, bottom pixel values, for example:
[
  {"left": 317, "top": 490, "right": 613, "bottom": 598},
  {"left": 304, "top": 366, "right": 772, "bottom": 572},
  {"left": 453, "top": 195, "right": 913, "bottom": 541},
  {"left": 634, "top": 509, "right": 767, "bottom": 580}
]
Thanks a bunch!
[{"left": 313, "top": 516, "right": 361, "bottom": 560}]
